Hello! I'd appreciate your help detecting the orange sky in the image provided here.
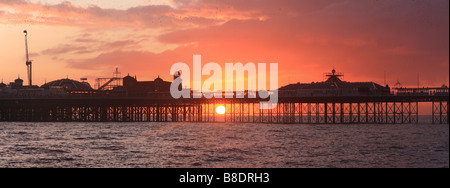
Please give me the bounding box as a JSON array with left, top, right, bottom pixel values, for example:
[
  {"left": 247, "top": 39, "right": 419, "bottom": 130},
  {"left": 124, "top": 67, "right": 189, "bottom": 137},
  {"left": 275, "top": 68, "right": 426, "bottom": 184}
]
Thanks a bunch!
[{"left": 0, "top": 0, "right": 448, "bottom": 88}]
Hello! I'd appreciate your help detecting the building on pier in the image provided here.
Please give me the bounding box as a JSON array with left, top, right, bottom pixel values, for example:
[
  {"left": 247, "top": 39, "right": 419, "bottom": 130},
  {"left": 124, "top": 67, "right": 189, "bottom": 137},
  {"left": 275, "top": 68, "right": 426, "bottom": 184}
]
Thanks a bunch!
[
  {"left": 393, "top": 85, "right": 449, "bottom": 96},
  {"left": 0, "top": 77, "right": 93, "bottom": 97},
  {"left": 0, "top": 81, "right": 6, "bottom": 89},
  {"left": 0, "top": 76, "right": 42, "bottom": 97},
  {"left": 122, "top": 75, "right": 172, "bottom": 97},
  {"left": 279, "top": 69, "right": 391, "bottom": 97},
  {"left": 41, "top": 78, "right": 94, "bottom": 95},
  {"left": 0, "top": 73, "right": 173, "bottom": 97}
]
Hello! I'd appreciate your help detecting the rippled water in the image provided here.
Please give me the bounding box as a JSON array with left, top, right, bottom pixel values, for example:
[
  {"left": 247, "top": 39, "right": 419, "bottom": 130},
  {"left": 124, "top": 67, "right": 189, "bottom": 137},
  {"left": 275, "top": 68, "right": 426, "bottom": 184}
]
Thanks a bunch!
[{"left": 0, "top": 122, "right": 448, "bottom": 168}]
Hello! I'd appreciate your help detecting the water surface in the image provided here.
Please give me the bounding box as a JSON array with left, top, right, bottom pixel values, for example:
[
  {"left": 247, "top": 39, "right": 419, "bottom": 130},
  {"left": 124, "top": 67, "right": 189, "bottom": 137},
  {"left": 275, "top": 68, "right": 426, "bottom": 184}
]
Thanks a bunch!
[{"left": 0, "top": 122, "right": 448, "bottom": 168}]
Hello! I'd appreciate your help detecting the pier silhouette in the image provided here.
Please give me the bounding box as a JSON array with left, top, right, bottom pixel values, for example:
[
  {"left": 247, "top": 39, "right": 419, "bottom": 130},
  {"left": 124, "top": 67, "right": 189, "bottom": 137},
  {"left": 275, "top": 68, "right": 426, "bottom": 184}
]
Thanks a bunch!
[{"left": 0, "top": 69, "right": 448, "bottom": 124}]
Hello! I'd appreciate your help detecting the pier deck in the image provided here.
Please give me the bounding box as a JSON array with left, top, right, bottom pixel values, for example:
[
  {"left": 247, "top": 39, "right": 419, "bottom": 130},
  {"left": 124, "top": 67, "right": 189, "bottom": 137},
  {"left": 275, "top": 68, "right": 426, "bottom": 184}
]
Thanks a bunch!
[{"left": 0, "top": 95, "right": 448, "bottom": 124}]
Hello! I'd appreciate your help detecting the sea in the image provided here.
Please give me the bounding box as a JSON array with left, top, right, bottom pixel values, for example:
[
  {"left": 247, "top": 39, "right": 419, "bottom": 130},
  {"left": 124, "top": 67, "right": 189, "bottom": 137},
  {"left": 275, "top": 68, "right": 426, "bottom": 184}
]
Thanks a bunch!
[{"left": 0, "top": 120, "right": 448, "bottom": 168}]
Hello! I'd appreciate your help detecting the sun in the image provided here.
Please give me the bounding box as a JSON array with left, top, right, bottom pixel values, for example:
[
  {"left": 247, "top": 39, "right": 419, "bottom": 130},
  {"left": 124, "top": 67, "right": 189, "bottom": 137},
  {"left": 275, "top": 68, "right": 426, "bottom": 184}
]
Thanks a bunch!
[{"left": 216, "top": 106, "right": 226, "bottom": 115}]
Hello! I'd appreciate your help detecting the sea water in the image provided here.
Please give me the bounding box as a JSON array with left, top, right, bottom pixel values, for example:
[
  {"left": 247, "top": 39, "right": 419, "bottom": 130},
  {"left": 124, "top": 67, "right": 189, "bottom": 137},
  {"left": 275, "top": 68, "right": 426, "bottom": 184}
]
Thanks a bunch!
[{"left": 0, "top": 122, "right": 448, "bottom": 168}]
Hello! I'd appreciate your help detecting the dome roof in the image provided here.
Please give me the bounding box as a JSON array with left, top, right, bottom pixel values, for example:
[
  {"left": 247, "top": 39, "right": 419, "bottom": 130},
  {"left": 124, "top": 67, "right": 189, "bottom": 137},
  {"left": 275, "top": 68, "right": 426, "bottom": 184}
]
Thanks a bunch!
[
  {"left": 15, "top": 78, "right": 23, "bottom": 83},
  {"left": 41, "top": 79, "right": 93, "bottom": 91}
]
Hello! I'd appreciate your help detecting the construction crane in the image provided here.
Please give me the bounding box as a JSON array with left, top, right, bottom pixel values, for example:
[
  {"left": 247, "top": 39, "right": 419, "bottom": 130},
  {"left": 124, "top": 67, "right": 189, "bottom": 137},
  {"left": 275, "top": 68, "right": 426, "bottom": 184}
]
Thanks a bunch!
[{"left": 24, "top": 30, "right": 32, "bottom": 86}]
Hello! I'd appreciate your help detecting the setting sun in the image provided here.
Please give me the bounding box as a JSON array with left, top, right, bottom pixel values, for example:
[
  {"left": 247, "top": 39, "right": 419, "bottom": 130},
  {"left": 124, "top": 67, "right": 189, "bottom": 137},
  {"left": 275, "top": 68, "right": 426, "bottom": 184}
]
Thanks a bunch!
[{"left": 216, "top": 106, "right": 226, "bottom": 115}]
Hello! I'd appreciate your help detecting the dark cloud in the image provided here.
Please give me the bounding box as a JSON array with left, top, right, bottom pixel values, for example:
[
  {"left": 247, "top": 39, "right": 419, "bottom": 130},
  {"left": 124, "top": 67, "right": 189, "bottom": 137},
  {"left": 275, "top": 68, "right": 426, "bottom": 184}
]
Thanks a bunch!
[
  {"left": 155, "top": 0, "right": 449, "bottom": 85},
  {"left": 42, "top": 38, "right": 142, "bottom": 55},
  {"left": 42, "top": 44, "right": 86, "bottom": 55}
]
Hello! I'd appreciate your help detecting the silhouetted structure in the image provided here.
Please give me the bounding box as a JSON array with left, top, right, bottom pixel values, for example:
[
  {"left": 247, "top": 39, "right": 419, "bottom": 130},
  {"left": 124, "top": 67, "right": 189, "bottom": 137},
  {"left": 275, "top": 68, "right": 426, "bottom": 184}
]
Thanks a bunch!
[
  {"left": 24, "top": 30, "right": 33, "bottom": 86},
  {"left": 9, "top": 77, "right": 24, "bottom": 89},
  {"left": 394, "top": 85, "right": 449, "bottom": 96},
  {"left": 0, "top": 69, "right": 448, "bottom": 124},
  {"left": 123, "top": 75, "right": 172, "bottom": 97},
  {"left": 41, "top": 79, "right": 93, "bottom": 91},
  {"left": 41, "top": 78, "right": 94, "bottom": 95},
  {"left": 96, "top": 68, "right": 122, "bottom": 91},
  {"left": 279, "top": 69, "right": 390, "bottom": 97}
]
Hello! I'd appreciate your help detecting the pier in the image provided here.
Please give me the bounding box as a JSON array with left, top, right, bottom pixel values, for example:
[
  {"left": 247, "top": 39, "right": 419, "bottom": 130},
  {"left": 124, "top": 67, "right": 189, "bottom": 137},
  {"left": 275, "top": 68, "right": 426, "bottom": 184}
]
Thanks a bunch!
[
  {"left": 0, "top": 95, "right": 448, "bottom": 124},
  {"left": 1, "top": 67, "right": 448, "bottom": 124}
]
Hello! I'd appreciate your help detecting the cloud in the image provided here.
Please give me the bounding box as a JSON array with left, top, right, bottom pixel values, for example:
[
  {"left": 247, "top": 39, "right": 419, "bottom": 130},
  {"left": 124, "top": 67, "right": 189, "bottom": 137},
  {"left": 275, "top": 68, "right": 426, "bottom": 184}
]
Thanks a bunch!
[
  {"left": 66, "top": 49, "right": 186, "bottom": 83},
  {"left": 0, "top": 0, "right": 27, "bottom": 5},
  {"left": 42, "top": 44, "right": 86, "bottom": 55},
  {"left": 0, "top": 0, "right": 258, "bottom": 28},
  {"left": 155, "top": 0, "right": 448, "bottom": 83},
  {"left": 42, "top": 37, "right": 143, "bottom": 56},
  {"left": 1, "top": 0, "right": 447, "bottom": 87}
]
